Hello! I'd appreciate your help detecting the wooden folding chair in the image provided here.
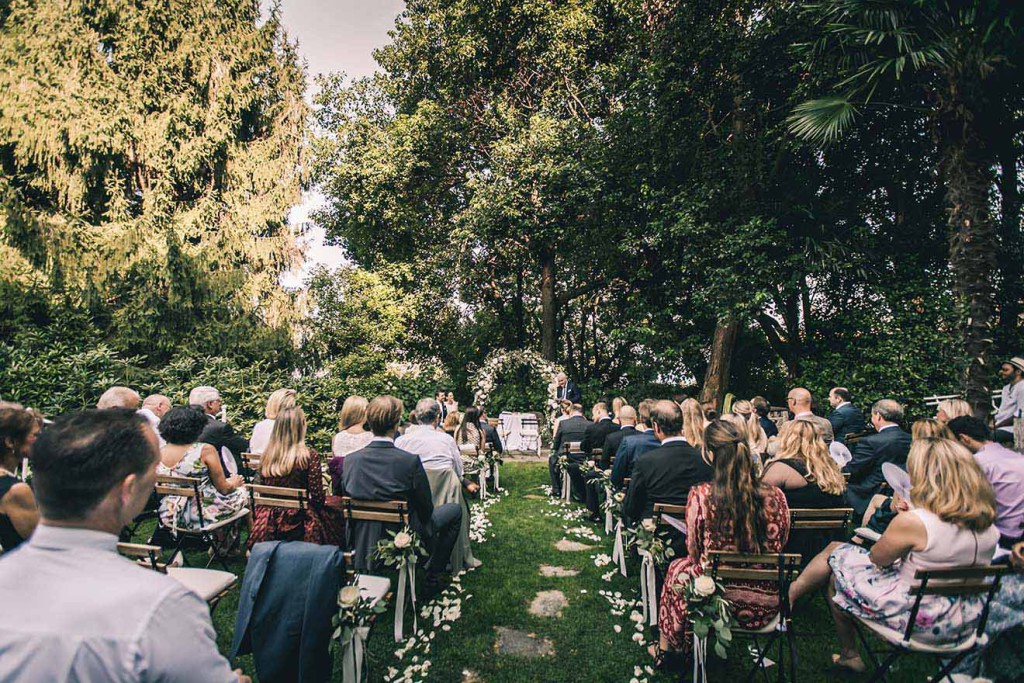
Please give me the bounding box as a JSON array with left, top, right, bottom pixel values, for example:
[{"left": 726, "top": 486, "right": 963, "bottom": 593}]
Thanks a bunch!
[
  {"left": 707, "top": 551, "right": 803, "bottom": 683},
  {"left": 248, "top": 483, "right": 308, "bottom": 513},
  {"left": 849, "top": 564, "right": 1011, "bottom": 683},
  {"left": 240, "top": 452, "right": 261, "bottom": 482},
  {"left": 153, "top": 475, "right": 250, "bottom": 571},
  {"left": 789, "top": 508, "right": 853, "bottom": 535},
  {"left": 652, "top": 502, "right": 686, "bottom": 531},
  {"left": 117, "top": 542, "right": 238, "bottom": 612},
  {"left": 339, "top": 497, "right": 410, "bottom": 525}
]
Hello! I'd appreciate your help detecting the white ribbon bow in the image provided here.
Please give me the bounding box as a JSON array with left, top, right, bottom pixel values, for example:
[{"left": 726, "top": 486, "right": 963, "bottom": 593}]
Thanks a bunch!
[
  {"left": 603, "top": 485, "right": 613, "bottom": 534},
  {"left": 341, "top": 625, "right": 370, "bottom": 683},
  {"left": 393, "top": 561, "right": 418, "bottom": 642},
  {"left": 692, "top": 634, "right": 708, "bottom": 683},
  {"left": 493, "top": 462, "right": 500, "bottom": 491},
  {"left": 561, "top": 469, "right": 571, "bottom": 502},
  {"left": 639, "top": 550, "right": 658, "bottom": 626},
  {"left": 611, "top": 519, "right": 627, "bottom": 577},
  {"left": 479, "top": 469, "right": 488, "bottom": 500}
]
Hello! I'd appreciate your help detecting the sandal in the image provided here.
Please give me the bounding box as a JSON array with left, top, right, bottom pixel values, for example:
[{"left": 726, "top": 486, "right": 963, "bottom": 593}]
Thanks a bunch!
[
  {"left": 830, "top": 653, "right": 867, "bottom": 673},
  {"left": 648, "top": 643, "right": 686, "bottom": 673}
]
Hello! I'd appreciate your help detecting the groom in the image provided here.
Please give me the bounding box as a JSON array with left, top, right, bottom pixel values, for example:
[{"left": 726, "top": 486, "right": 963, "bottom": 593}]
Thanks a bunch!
[{"left": 555, "top": 373, "right": 581, "bottom": 404}]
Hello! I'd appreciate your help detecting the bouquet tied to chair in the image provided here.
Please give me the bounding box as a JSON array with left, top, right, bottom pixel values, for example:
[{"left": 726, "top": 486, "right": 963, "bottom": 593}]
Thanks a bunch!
[
  {"left": 674, "top": 572, "right": 733, "bottom": 682},
  {"left": 333, "top": 583, "right": 389, "bottom": 682}
]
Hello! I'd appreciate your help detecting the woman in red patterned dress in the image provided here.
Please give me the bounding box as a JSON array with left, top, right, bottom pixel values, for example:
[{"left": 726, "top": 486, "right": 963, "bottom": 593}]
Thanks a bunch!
[
  {"left": 247, "top": 406, "right": 343, "bottom": 549},
  {"left": 652, "top": 420, "right": 791, "bottom": 668}
]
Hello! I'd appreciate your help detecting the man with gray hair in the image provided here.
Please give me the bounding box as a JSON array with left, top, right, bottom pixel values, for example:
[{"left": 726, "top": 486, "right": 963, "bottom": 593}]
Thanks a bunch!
[
  {"left": 843, "top": 399, "right": 912, "bottom": 518},
  {"left": 396, "top": 398, "right": 480, "bottom": 496},
  {"left": 96, "top": 386, "right": 141, "bottom": 410},
  {"left": 189, "top": 386, "right": 249, "bottom": 474}
]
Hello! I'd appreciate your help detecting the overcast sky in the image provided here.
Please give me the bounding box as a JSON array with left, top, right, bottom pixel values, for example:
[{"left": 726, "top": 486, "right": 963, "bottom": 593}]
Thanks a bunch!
[{"left": 279, "top": 0, "right": 405, "bottom": 286}]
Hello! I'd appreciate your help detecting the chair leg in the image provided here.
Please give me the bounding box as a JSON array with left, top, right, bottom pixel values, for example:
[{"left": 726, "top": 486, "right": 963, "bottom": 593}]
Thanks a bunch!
[
  {"left": 853, "top": 619, "right": 881, "bottom": 670},
  {"left": 929, "top": 650, "right": 971, "bottom": 683},
  {"left": 866, "top": 650, "right": 901, "bottom": 683},
  {"left": 786, "top": 628, "right": 798, "bottom": 683},
  {"left": 776, "top": 633, "right": 785, "bottom": 683}
]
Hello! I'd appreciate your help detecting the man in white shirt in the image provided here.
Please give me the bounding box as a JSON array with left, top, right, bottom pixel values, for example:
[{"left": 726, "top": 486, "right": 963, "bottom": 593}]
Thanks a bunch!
[
  {"left": 396, "top": 398, "right": 479, "bottom": 495},
  {"left": 994, "top": 357, "right": 1024, "bottom": 444},
  {"left": 0, "top": 408, "right": 245, "bottom": 683}
]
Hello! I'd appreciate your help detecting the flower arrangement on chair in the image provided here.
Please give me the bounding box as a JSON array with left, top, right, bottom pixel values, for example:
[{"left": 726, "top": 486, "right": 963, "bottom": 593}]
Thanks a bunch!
[
  {"left": 333, "top": 583, "right": 389, "bottom": 683},
  {"left": 606, "top": 490, "right": 628, "bottom": 575},
  {"left": 374, "top": 527, "right": 427, "bottom": 641},
  {"left": 626, "top": 519, "right": 676, "bottom": 626},
  {"left": 674, "top": 573, "right": 734, "bottom": 682}
]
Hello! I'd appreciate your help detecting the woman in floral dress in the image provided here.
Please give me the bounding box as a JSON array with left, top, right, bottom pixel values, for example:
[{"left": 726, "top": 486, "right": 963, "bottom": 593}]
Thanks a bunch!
[
  {"left": 248, "top": 407, "right": 342, "bottom": 549},
  {"left": 653, "top": 420, "right": 791, "bottom": 667},
  {"left": 156, "top": 406, "right": 248, "bottom": 534},
  {"left": 789, "top": 438, "right": 999, "bottom": 673}
]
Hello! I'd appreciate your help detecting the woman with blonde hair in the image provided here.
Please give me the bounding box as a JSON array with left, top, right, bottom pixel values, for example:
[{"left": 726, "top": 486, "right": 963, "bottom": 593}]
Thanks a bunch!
[
  {"left": 935, "top": 398, "right": 972, "bottom": 424},
  {"left": 611, "top": 396, "right": 629, "bottom": 424},
  {"left": 790, "top": 438, "right": 999, "bottom": 671},
  {"left": 249, "top": 407, "right": 342, "bottom": 549},
  {"left": 680, "top": 398, "right": 707, "bottom": 452},
  {"left": 249, "top": 388, "right": 297, "bottom": 454},
  {"left": 730, "top": 399, "right": 769, "bottom": 455},
  {"left": 762, "top": 419, "right": 846, "bottom": 508},
  {"left": 442, "top": 411, "right": 462, "bottom": 436},
  {"left": 912, "top": 417, "right": 955, "bottom": 440},
  {"left": 329, "top": 395, "right": 372, "bottom": 493}
]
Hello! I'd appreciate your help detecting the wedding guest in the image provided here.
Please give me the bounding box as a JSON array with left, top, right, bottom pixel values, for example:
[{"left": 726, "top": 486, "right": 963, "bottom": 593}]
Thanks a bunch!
[
  {"left": 751, "top": 396, "right": 778, "bottom": 439},
  {"left": 762, "top": 419, "right": 847, "bottom": 509},
  {"left": 790, "top": 438, "right": 999, "bottom": 672},
  {"left": 342, "top": 395, "right": 462, "bottom": 584},
  {"left": 247, "top": 407, "right": 342, "bottom": 549},
  {"left": 601, "top": 406, "right": 637, "bottom": 469},
  {"left": 994, "top": 357, "right": 1024, "bottom": 444},
  {"left": 157, "top": 407, "right": 247, "bottom": 549},
  {"left": 435, "top": 390, "right": 448, "bottom": 421},
  {"left": 911, "top": 417, "right": 954, "bottom": 440},
  {"left": 949, "top": 416, "right": 1024, "bottom": 549},
  {"left": 581, "top": 402, "right": 618, "bottom": 457},
  {"left": 138, "top": 394, "right": 171, "bottom": 434},
  {"left": 552, "top": 399, "right": 573, "bottom": 431},
  {"left": 935, "top": 398, "right": 972, "bottom": 424},
  {"left": 611, "top": 400, "right": 658, "bottom": 489},
  {"left": 442, "top": 411, "right": 461, "bottom": 436},
  {"left": 624, "top": 400, "right": 713, "bottom": 525},
  {"left": 455, "top": 406, "right": 487, "bottom": 454},
  {"left": 444, "top": 391, "right": 459, "bottom": 416},
  {"left": 680, "top": 398, "right": 707, "bottom": 453},
  {"left": 0, "top": 409, "right": 246, "bottom": 682},
  {"left": 730, "top": 399, "right": 768, "bottom": 456},
  {"left": 478, "top": 410, "right": 503, "bottom": 454},
  {"left": 96, "top": 386, "right": 140, "bottom": 410},
  {"left": 549, "top": 404, "right": 590, "bottom": 499},
  {"left": 327, "top": 395, "right": 373, "bottom": 493},
  {"left": 787, "top": 387, "right": 835, "bottom": 443},
  {"left": 843, "top": 399, "right": 912, "bottom": 518},
  {"left": 189, "top": 386, "right": 249, "bottom": 473},
  {"left": 249, "top": 388, "right": 297, "bottom": 455},
  {"left": 611, "top": 396, "right": 629, "bottom": 424},
  {"left": 653, "top": 420, "right": 790, "bottom": 668},
  {"left": 0, "top": 406, "right": 41, "bottom": 550},
  {"left": 555, "top": 372, "right": 582, "bottom": 403},
  {"left": 827, "top": 387, "right": 866, "bottom": 444}
]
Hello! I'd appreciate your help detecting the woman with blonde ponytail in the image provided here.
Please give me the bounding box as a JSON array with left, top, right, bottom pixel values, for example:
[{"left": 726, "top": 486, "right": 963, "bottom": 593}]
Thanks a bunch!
[
  {"left": 651, "top": 420, "right": 791, "bottom": 669},
  {"left": 730, "top": 399, "right": 769, "bottom": 455},
  {"left": 680, "top": 398, "right": 707, "bottom": 453},
  {"left": 247, "top": 407, "right": 343, "bottom": 549}
]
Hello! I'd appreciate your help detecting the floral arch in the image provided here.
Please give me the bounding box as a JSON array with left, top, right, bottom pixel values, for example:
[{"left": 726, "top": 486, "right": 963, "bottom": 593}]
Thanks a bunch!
[{"left": 470, "top": 349, "right": 566, "bottom": 415}]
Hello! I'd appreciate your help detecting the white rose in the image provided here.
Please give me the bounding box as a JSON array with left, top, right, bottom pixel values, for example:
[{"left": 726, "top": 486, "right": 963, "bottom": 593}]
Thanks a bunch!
[
  {"left": 339, "top": 585, "right": 361, "bottom": 607},
  {"left": 693, "top": 575, "right": 717, "bottom": 598},
  {"left": 394, "top": 531, "right": 412, "bottom": 549},
  {"left": 641, "top": 518, "right": 657, "bottom": 533}
]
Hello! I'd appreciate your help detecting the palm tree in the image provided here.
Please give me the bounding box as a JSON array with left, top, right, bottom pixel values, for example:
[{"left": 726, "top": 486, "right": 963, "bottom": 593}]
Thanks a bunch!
[{"left": 788, "top": 0, "right": 1022, "bottom": 416}]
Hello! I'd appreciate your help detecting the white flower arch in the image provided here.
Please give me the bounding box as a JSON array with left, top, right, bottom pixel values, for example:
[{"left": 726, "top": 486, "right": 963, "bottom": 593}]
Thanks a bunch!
[{"left": 470, "top": 349, "right": 566, "bottom": 412}]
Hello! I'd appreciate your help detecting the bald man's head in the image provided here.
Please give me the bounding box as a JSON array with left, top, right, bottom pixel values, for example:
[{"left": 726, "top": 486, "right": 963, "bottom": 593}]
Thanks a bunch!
[
  {"left": 142, "top": 394, "right": 172, "bottom": 417},
  {"left": 787, "top": 387, "right": 812, "bottom": 412},
  {"left": 617, "top": 406, "right": 637, "bottom": 425}
]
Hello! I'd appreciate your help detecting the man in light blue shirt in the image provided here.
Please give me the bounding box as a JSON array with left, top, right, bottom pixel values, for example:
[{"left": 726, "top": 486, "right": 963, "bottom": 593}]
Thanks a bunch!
[{"left": 0, "top": 409, "right": 245, "bottom": 683}]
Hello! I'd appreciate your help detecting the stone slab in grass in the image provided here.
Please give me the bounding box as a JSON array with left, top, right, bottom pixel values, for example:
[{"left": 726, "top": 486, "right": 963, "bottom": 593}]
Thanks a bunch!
[
  {"left": 522, "top": 494, "right": 548, "bottom": 500},
  {"left": 494, "top": 627, "right": 555, "bottom": 658},
  {"left": 461, "top": 670, "right": 484, "bottom": 683},
  {"left": 554, "top": 539, "right": 594, "bottom": 552},
  {"left": 539, "top": 565, "right": 579, "bottom": 577},
  {"left": 529, "top": 590, "right": 568, "bottom": 618}
]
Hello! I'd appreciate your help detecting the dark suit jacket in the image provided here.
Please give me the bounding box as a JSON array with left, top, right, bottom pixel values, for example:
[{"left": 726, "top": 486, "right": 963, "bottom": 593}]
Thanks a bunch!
[
  {"left": 624, "top": 439, "right": 714, "bottom": 523},
  {"left": 341, "top": 440, "right": 436, "bottom": 570},
  {"left": 479, "top": 419, "right": 503, "bottom": 453},
  {"left": 230, "top": 541, "right": 346, "bottom": 683},
  {"left": 601, "top": 425, "right": 637, "bottom": 469},
  {"left": 552, "top": 415, "right": 590, "bottom": 453},
  {"left": 581, "top": 418, "right": 619, "bottom": 456},
  {"left": 759, "top": 416, "right": 779, "bottom": 439},
  {"left": 610, "top": 430, "right": 659, "bottom": 489},
  {"left": 556, "top": 381, "right": 582, "bottom": 404},
  {"left": 843, "top": 426, "right": 912, "bottom": 515},
  {"left": 828, "top": 403, "right": 866, "bottom": 444},
  {"left": 199, "top": 415, "right": 250, "bottom": 471}
]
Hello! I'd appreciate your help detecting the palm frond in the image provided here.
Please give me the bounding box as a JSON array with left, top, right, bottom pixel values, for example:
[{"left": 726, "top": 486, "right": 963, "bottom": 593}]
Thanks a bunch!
[{"left": 787, "top": 97, "right": 859, "bottom": 144}]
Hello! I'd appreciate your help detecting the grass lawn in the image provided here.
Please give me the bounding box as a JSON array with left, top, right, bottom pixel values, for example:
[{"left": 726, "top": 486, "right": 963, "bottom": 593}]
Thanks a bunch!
[{"left": 162, "top": 462, "right": 938, "bottom": 682}]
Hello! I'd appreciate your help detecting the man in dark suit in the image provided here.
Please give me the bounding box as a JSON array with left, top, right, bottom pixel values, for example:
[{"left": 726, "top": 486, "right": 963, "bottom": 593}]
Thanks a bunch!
[
  {"left": 478, "top": 411, "right": 503, "bottom": 454},
  {"left": 601, "top": 406, "right": 637, "bottom": 470},
  {"left": 555, "top": 373, "right": 582, "bottom": 404},
  {"left": 624, "top": 400, "right": 713, "bottom": 555},
  {"left": 844, "top": 399, "right": 912, "bottom": 519},
  {"left": 188, "top": 386, "right": 249, "bottom": 474},
  {"left": 581, "top": 402, "right": 619, "bottom": 458},
  {"left": 828, "top": 387, "right": 866, "bottom": 444},
  {"left": 610, "top": 401, "right": 658, "bottom": 489},
  {"left": 581, "top": 404, "right": 634, "bottom": 520},
  {"left": 342, "top": 395, "right": 462, "bottom": 584},
  {"left": 548, "top": 404, "right": 590, "bottom": 499}
]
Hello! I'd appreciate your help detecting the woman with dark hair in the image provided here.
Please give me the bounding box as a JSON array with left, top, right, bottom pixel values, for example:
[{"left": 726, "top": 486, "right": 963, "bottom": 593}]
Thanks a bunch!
[
  {"left": 455, "top": 406, "right": 485, "bottom": 453},
  {"left": 652, "top": 420, "right": 791, "bottom": 668},
  {"left": 156, "top": 406, "right": 247, "bottom": 534},
  {"left": 0, "top": 406, "right": 41, "bottom": 550}
]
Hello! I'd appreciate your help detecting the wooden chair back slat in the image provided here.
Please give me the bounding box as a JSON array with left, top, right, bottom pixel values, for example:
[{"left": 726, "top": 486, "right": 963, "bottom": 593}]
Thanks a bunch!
[
  {"left": 250, "top": 484, "right": 308, "bottom": 510},
  {"left": 915, "top": 565, "right": 1011, "bottom": 580},
  {"left": 789, "top": 508, "right": 853, "bottom": 531},
  {"left": 116, "top": 542, "right": 167, "bottom": 573},
  {"left": 708, "top": 551, "right": 802, "bottom": 585},
  {"left": 914, "top": 582, "right": 998, "bottom": 597},
  {"left": 154, "top": 474, "right": 201, "bottom": 497},
  {"left": 340, "top": 497, "right": 409, "bottom": 524},
  {"left": 241, "top": 452, "right": 261, "bottom": 468}
]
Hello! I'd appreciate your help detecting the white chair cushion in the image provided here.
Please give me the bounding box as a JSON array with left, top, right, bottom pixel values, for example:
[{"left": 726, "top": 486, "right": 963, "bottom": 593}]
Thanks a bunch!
[
  {"left": 854, "top": 613, "right": 983, "bottom": 654},
  {"left": 167, "top": 567, "right": 237, "bottom": 602},
  {"left": 357, "top": 575, "right": 391, "bottom": 606}
]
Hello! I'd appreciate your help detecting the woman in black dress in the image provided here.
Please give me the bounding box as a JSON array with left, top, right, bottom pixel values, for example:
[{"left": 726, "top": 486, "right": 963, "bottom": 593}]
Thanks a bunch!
[
  {"left": 762, "top": 419, "right": 847, "bottom": 508},
  {"left": 0, "top": 405, "right": 41, "bottom": 550}
]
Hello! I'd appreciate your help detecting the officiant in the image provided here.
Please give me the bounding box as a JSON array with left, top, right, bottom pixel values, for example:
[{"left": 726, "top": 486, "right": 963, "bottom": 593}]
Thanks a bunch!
[{"left": 555, "top": 373, "right": 581, "bottom": 404}]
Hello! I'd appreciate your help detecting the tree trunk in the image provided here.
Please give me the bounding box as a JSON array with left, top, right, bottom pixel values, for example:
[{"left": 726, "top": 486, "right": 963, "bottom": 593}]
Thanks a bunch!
[
  {"left": 514, "top": 269, "right": 526, "bottom": 349},
  {"left": 539, "top": 246, "right": 557, "bottom": 361},
  {"left": 699, "top": 320, "right": 740, "bottom": 409},
  {"left": 940, "top": 107, "right": 998, "bottom": 417},
  {"left": 998, "top": 136, "right": 1022, "bottom": 336}
]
